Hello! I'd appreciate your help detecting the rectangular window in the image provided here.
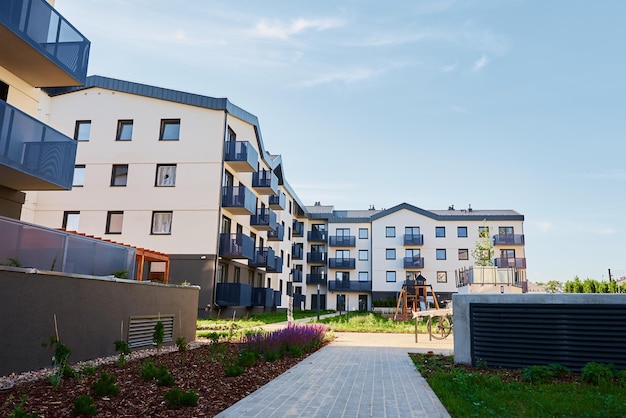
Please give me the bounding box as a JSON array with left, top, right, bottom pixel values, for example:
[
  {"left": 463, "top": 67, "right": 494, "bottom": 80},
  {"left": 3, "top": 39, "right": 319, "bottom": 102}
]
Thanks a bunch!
[
  {"left": 106, "top": 211, "right": 124, "bottom": 234},
  {"left": 359, "top": 228, "right": 368, "bottom": 239},
  {"left": 457, "top": 226, "right": 468, "bottom": 238},
  {"left": 499, "top": 226, "right": 514, "bottom": 235},
  {"left": 458, "top": 249, "right": 469, "bottom": 260},
  {"left": 359, "top": 272, "right": 369, "bottom": 282},
  {"left": 479, "top": 226, "right": 490, "bottom": 236},
  {"left": 336, "top": 228, "right": 350, "bottom": 237},
  {"left": 437, "top": 271, "right": 447, "bottom": 283},
  {"left": 159, "top": 119, "right": 180, "bottom": 140},
  {"left": 74, "top": 120, "right": 91, "bottom": 141},
  {"left": 435, "top": 226, "right": 446, "bottom": 237},
  {"left": 62, "top": 211, "right": 80, "bottom": 231},
  {"left": 386, "top": 271, "right": 396, "bottom": 282},
  {"left": 155, "top": 164, "right": 176, "bottom": 187},
  {"left": 111, "top": 164, "right": 128, "bottom": 186},
  {"left": 436, "top": 249, "right": 446, "bottom": 260},
  {"left": 151, "top": 211, "right": 173, "bottom": 234},
  {"left": 385, "top": 226, "right": 395, "bottom": 237},
  {"left": 386, "top": 248, "right": 396, "bottom": 260},
  {"left": 73, "top": 165, "right": 85, "bottom": 187},
  {"left": 116, "top": 120, "right": 133, "bottom": 141},
  {"left": 358, "top": 250, "right": 368, "bottom": 261}
]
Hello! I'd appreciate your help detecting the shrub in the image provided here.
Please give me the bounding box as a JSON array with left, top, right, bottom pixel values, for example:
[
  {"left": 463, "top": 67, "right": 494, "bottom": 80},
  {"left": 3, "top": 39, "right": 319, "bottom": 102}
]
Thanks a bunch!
[
  {"left": 45, "top": 338, "right": 74, "bottom": 387},
  {"left": 548, "top": 363, "right": 570, "bottom": 378},
  {"left": 581, "top": 362, "right": 616, "bottom": 386},
  {"left": 72, "top": 395, "right": 97, "bottom": 416},
  {"left": 176, "top": 336, "right": 188, "bottom": 351},
  {"left": 163, "top": 388, "right": 199, "bottom": 407},
  {"left": 225, "top": 364, "right": 245, "bottom": 377},
  {"left": 139, "top": 359, "right": 174, "bottom": 386},
  {"left": 91, "top": 372, "right": 120, "bottom": 397},
  {"left": 80, "top": 365, "right": 97, "bottom": 376},
  {"left": 237, "top": 349, "right": 258, "bottom": 368},
  {"left": 114, "top": 340, "right": 130, "bottom": 365},
  {"left": 522, "top": 365, "right": 555, "bottom": 384},
  {"left": 153, "top": 321, "right": 165, "bottom": 353},
  {"left": 7, "top": 396, "right": 38, "bottom": 418}
]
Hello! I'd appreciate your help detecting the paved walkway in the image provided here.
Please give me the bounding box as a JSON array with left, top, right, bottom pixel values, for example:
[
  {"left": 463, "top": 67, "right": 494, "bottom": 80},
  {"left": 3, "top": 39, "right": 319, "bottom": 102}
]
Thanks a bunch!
[{"left": 216, "top": 326, "right": 452, "bottom": 418}]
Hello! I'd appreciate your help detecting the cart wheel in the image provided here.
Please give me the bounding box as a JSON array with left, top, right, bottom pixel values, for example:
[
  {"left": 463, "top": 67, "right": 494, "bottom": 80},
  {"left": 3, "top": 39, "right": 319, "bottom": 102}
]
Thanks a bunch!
[{"left": 428, "top": 315, "right": 452, "bottom": 339}]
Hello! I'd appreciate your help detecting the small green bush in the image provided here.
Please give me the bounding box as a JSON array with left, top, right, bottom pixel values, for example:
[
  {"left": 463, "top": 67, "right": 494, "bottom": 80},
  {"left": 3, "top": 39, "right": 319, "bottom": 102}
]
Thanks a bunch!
[
  {"left": 548, "top": 363, "right": 570, "bottom": 378},
  {"left": 114, "top": 340, "right": 131, "bottom": 365},
  {"left": 163, "top": 387, "right": 199, "bottom": 407},
  {"left": 176, "top": 336, "right": 188, "bottom": 351},
  {"left": 7, "top": 396, "right": 38, "bottom": 418},
  {"left": 80, "top": 365, "right": 97, "bottom": 376},
  {"left": 581, "top": 362, "right": 615, "bottom": 386},
  {"left": 225, "top": 364, "right": 245, "bottom": 377},
  {"left": 72, "top": 395, "right": 97, "bottom": 416},
  {"left": 522, "top": 365, "right": 555, "bottom": 384},
  {"left": 236, "top": 349, "right": 258, "bottom": 368},
  {"left": 91, "top": 372, "right": 120, "bottom": 397},
  {"left": 139, "top": 359, "right": 174, "bottom": 386},
  {"left": 157, "top": 370, "right": 175, "bottom": 387}
]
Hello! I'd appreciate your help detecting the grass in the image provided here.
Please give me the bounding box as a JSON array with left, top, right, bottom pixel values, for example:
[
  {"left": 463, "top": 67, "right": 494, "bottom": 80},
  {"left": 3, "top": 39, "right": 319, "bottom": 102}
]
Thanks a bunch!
[
  {"left": 318, "top": 311, "right": 432, "bottom": 333},
  {"left": 411, "top": 353, "right": 626, "bottom": 417}
]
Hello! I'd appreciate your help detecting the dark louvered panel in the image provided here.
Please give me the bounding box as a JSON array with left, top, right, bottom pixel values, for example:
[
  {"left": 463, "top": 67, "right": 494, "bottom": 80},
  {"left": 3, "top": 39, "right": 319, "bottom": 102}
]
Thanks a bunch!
[
  {"left": 127, "top": 315, "right": 174, "bottom": 349},
  {"left": 470, "top": 304, "right": 626, "bottom": 371}
]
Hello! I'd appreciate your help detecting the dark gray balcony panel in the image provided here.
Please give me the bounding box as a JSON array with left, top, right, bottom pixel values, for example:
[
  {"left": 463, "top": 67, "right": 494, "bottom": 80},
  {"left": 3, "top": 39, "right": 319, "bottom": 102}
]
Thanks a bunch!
[
  {"left": 219, "top": 233, "right": 255, "bottom": 260},
  {"left": 0, "top": 101, "right": 77, "bottom": 190},
  {"left": 306, "top": 252, "right": 327, "bottom": 263},
  {"left": 268, "top": 192, "right": 286, "bottom": 210},
  {"left": 307, "top": 230, "right": 328, "bottom": 242},
  {"left": 494, "top": 257, "right": 527, "bottom": 269},
  {"left": 223, "top": 140, "right": 258, "bottom": 172},
  {"left": 328, "top": 280, "right": 372, "bottom": 292},
  {"left": 252, "top": 287, "right": 274, "bottom": 307},
  {"left": 215, "top": 283, "right": 252, "bottom": 307},
  {"left": 328, "top": 258, "right": 356, "bottom": 269},
  {"left": 252, "top": 169, "right": 278, "bottom": 195},
  {"left": 267, "top": 256, "right": 283, "bottom": 273},
  {"left": 292, "top": 244, "right": 303, "bottom": 260},
  {"left": 403, "top": 234, "right": 424, "bottom": 246},
  {"left": 493, "top": 234, "right": 525, "bottom": 245},
  {"left": 291, "top": 269, "right": 303, "bottom": 282},
  {"left": 250, "top": 207, "right": 277, "bottom": 231},
  {"left": 328, "top": 236, "right": 356, "bottom": 247},
  {"left": 273, "top": 291, "right": 282, "bottom": 307},
  {"left": 306, "top": 274, "right": 327, "bottom": 285},
  {"left": 403, "top": 257, "right": 425, "bottom": 269},
  {"left": 293, "top": 293, "right": 305, "bottom": 309},
  {"left": 293, "top": 220, "right": 304, "bottom": 236},
  {"left": 249, "top": 247, "right": 276, "bottom": 268},
  {"left": 0, "top": 0, "right": 90, "bottom": 86},
  {"left": 221, "top": 185, "right": 256, "bottom": 215},
  {"left": 267, "top": 224, "right": 284, "bottom": 241}
]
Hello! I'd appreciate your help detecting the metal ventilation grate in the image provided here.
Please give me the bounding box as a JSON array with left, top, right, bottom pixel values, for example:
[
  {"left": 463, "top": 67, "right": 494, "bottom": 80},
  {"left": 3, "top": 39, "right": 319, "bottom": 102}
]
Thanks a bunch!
[
  {"left": 470, "top": 303, "right": 626, "bottom": 371},
  {"left": 127, "top": 315, "right": 174, "bottom": 349}
]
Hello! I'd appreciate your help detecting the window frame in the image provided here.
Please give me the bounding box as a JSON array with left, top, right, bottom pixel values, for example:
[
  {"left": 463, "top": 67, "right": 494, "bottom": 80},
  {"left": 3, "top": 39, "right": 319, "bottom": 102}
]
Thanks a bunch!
[
  {"left": 385, "top": 248, "right": 396, "bottom": 260},
  {"left": 458, "top": 248, "right": 469, "bottom": 260},
  {"left": 359, "top": 271, "right": 369, "bottom": 282},
  {"left": 436, "top": 249, "right": 447, "bottom": 260},
  {"left": 385, "top": 226, "right": 395, "bottom": 238},
  {"left": 62, "top": 211, "right": 80, "bottom": 231},
  {"left": 105, "top": 211, "right": 124, "bottom": 234},
  {"left": 151, "top": 211, "right": 173, "bottom": 235},
  {"left": 74, "top": 120, "right": 91, "bottom": 141},
  {"left": 435, "top": 226, "right": 446, "bottom": 237},
  {"left": 116, "top": 119, "right": 133, "bottom": 141},
  {"left": 437, "top": 271, "right": 448, "bottom": 283},
  {"left": 386, "top": 271, "right": 396, "bottom": 282},
  {"left": 155, "top": 164, "right": 177, "bottom": 187},
  {"left": 359, "top": 228, "right": 368, "bottom": 239},
  {"left": 110, "top": 164, "right": 128, "bottom": 187},
  {"left": 72, "top": 165, "right": 85, "bottom": 187},
  {"left": 358, "top": 250, "right": 368, "bottom": 261},
  {"left": 457, "top": 226, "right": 468, "bottom": 238},
  {"left": 159, "top": 119, "right": 181, "bottom": 141}
]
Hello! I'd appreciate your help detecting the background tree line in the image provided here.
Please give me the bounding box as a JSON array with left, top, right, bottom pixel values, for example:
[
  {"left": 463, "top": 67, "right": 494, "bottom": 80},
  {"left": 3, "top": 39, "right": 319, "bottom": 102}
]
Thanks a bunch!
[{"left": 537, "top": 277, "right": 626, "bottom": 293}]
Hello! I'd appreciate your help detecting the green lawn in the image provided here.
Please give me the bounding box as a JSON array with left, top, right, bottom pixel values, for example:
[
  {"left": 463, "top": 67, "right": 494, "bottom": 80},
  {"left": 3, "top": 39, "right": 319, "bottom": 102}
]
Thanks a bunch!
[
  {"left": 317, "top": 311, "right": 431, "bottom": 333},
  {"left": 411, "top": 354, "right": 626, "bottom": 417}
]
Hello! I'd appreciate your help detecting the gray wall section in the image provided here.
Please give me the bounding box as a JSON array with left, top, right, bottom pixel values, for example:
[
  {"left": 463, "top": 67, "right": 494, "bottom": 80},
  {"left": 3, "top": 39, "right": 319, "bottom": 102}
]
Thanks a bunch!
[
  {"left": 0, "top": 269, "right": 199, "bottom": 376},
  {"left": 0, "top": 186, "right": 25, "bottom": 219},
  {"left": 168, "top": 255, "right": 215, "bottom": 314}
]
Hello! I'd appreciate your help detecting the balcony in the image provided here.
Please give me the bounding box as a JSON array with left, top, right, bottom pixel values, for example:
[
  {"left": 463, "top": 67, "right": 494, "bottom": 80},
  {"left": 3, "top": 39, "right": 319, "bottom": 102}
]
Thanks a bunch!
[
  {"left": 291, "top": 269, "right": 303, "bottom": 283},
  {"left": 293, "top": 293, "right": 305, "bottom": 309},
  {"left": 215, "top": 283, "right": 252, "bottom": 307},
  {"left": 249, "top": 247, "right": 276, "bottom": 269},
  {"left": 307, "top": 230, "right": 328, "bottom": 242},
  {"left": 307, "top": 252, "right": 327, "bottom": 264},
  {"left": 328, "top": 236, "right": 356, "bottom": 247},
  {"left": 267, "top": 223, "right": 284, "bottom": 241},
  {"left": 268, "top": 192, "right": 286, "bottom": 210},
  {"left": 494, "top": 257, "right": 527, "bottom": 269},
  {"left": 0, "top": 101, "right": 77, "bottom": 191},
  {"left": 328, "top": 280, "right": 372, "bottom": 292},
  {"left": 221, "top": 185, "right": 256, "bottom": 215},
  {"left": 328, "top": 258, "right": 356, "bottom": 269},
  {"left": 292, "top": 244, "right": 303, "bottom": 260},
  {"left": 223, "top": 141, "right": 258, "bottom": 172},
  {"left": 273, "top": 291, "right": 282, "bottom": 307},
  {"left": 250, "top": 207, "right": 277, "bottom": 231},
  {"left": 403, "top": 256, "right": 425, "bottom": 269},
  {"left": 293, "top": 220, "right": 304, "bottom": 237},
  {"left": 493, "top": 234, "right": 525, "bottom": 245},
  {"left": 404, "top": 234, "right": 424, "bottom": 246},
  {"left": 252, "top": 169, "right": 278, "bottom": 195},
  {"left": 267, "top": 256, "right": 283, "bottom": 273},
  {"left": 252, "top": 287, "right": 274, "bottom": 307},
  {"left": 219, "top": 233, "right": 255, "bottom": 260},
  {"left": 306, "top": 274, "right": 327, "bottom": 285},
  {"left": 0, "top": 0, "right": 90, "bottom": 87}
]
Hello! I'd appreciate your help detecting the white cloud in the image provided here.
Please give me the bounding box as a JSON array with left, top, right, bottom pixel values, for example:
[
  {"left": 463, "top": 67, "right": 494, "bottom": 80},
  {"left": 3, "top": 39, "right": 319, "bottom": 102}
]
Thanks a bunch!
[
  {"left": 252, "top": 17, "right": 345, "bottom": 40},
  {"left": 472, "top": 53, "right": 489, "bottom": 71},
  {"left": 450, "top": 105, "right": 470, "bottom": 114},
  {"left": 536, "top": 221, "right": 553, "bottom": 233},
  {"left": 299, "top": 68, "right": 378, "bottom": 87},
  {"left": 441, "top": 63, "right": 457, "bottom": 72}
]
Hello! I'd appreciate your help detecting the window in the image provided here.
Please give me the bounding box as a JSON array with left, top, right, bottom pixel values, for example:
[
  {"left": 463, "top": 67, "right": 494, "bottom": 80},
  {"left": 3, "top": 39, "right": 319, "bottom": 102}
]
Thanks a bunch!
[
  {"left": 116, "top": 120, "right": 133, "bottom": 141},
  {"left": 336, "top": 228, "right": 350, "bottom": 236},
  {"left": 111, "top": 164, "right": 128, "bottom": 186},
  {"left": 386, "top": 248, "right": 396, "bottom": 260},
  {"left": 437, "top": 271, "right": 447, "bottom": 283},
  {"left": 336, "top": 249, "right": 349, "bottom": 259},
  {"left": 501, "top": 249, "right": 515, "bottom": 258},
  {"left": 499, "top": 226, "right": 514, "bottom": 235},
  {"left": 74, "top": 120, "right": 91, "bottom": 141},
  {"left": 73, "top": 165, "right": 85, "bottom": 187},
  {"left": 234, "top": 267, "right": 240, "bottom": 283},
  {"left": 336, "top": 272, "right": 349, "bottom": 281},
  {"left": 386, "top": 226, "right": 395, "bottom": 237},
  {"left": 151, "top": 211, "right": 173, "bottom": 234},
  {"left": 359, "top": 228, "right": 368, "bottom": 239},
  {"left": 62, "top": 211, "right": 80, "bottom": 230},
  {"left": 0, "top": 80, "right": 8, "bottom": 101},
  {"left": 479, "top": 225, "right": 490, "bottom": 236},
  {"left": 358, "top": 250, "right": 368, "bottom": 261},
  {"left": 106, "top": 211, "right": 123, "bottom": 234},
  {"left": 435, "top": 227, "right": 446, "bottom": 237},
  {"left": 458, "top": 249, "right": 469, "bottom": 260},
  {"left": 386, "top": 271, "right": 396, "bottom": 282},
  {"left": 155, "top": 164, "right": 176, "bottom": 187},
  {"left": 359, "top": 272, "right": 369, "bottom": 282},
  {"left": 457, "top": 226, "right": 468, "bottom": 238},
  {"left": 436, "top": 249, "right": 446, "bottom": 260},
  {"left": 159, "top": 119, "right": 180, "bottom": 140}
]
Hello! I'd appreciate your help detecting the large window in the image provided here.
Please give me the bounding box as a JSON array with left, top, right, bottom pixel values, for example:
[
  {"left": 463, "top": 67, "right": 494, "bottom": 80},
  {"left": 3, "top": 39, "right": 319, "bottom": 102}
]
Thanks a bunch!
[
  {"left": 159, "top": 119, "right": 180, "bottom": 141},
  {"left": 359, "top": 272, "right": 369, "bottom": 282},
  {"left": 62, "top": 211, "right": 80, "bottom": 231},
  {"left": 72, "top": 165, "right": 85, "bottom": 187},
  {"left": 436, "top": 249, "right": 447, "bottom": 260},
  {"left": 74, "top": 120, "right": 91, "bottom": 141},
  {"left": 385, "top": 226, "right": 395, "bottom": 237},
  {"left": 386, "top": 248, "right": 396, "bottom": 260},
  {"left": 457, "top": 226, "right": 468, "bottom": 238},
  {"left": 106, "top": 211, "right": 124, "bottom": 234},
  {"left": 386, "top": 271, "right": 396, "bottom": 282},
  {"left": 155, "top": 164, "right": 176, "bottom": 187},
  {"left": 499, "top": 226, "right": 514, "bottom": 235},
  {"left": 435, "top": 227, "right": 446, "bottom": 237},
  {"left": 458, "top": 249, "right": 469, "bottom": 260},
  {"left": 359, "top": 228, "right": 368, "bottom": 239},
  {"left": 151, "top": 211, "right": 173, "bottom": 234},
  {"left": 116, "top": 120, "right": 133, "bottom": 141},
  {"left": 358, "top": 250, "right": 368, "bottom": 261},
  {"left": 111, "top": 164, "right": 128, "bottom": 186}
]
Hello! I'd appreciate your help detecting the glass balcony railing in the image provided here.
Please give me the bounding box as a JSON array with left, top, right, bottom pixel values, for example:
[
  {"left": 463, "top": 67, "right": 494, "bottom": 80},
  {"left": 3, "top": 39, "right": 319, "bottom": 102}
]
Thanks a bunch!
[
  {"left": 328, "top": 236, "right": 356, "bottom": 247},
  {"left": 221, "top": 185, "right": 256, "bottom": 215},
  {"left": 268, "top": 192, "right": 286, "bottom": 210},
  {"left": 267, "top": 256, "right": 283, "bottom": 273},
  {"left": 403, "top": 257, "right": 425, "bottom": 269},
  {"left": 223, "top": 141, "right": 258, "bottom": 172},
  {"left": 328, "top": 258, "right": 356, "bottom": 269},
  {"left": 306, "top": 274, "right": 327, "bottom": 285},
  {"left": 494, "top": 257, "right": 527, "bottom": 269},
  {"left": 219, "top": 233, "right": 255, "bottom": 260},
  {"left": 249, "top": 247, "right": 275, "bottom": 268},
  {"left": 328, "top": 280, "right": 372, "bottom": 292},
  {"left": 252, "top": 169, "right": 279, "bottom": 195},
  {"left": 292, "top": 244, "right": 303, "bottom": 260},
  {"left": 292, "top": 220, "right": 304, "bottom": 237},
  {"left": 0, "top": 0, "right": 90, "bottom": 86},
  {"left": 403, "top": 234, "right": 424, "bottom": 246},
  {"left": 215, "top": 282, "right": 252, "bottom": 307},
  {"left": 250, "top": 207, "right": 277, "bottom": 231},
  {"left": 307, "top": 230, "right": 328, "bottom": 242},
  {"left": 0, "top": 100, "right": 77, "bottom": 190},
  {"left": 493, "top": 234, "right": 525, "bottom": 245},
  {"left": 267, "top": 224, "right": 284, "bottom": 241},
  {"left": 307, "top": 252, "right": 327, "bottom": 263},
  {"left": 291, "top": 269, "right": 303, "bottom": 282}
]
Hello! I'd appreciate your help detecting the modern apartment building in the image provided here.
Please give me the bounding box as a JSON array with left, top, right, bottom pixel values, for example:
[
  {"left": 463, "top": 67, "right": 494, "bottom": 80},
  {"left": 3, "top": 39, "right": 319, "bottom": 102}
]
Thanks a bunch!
[
  {"left": 0, "top": 0, "right": 90, "bottom": 219},
  {"left": 27, "top": 76, "right": 527, "bottom": 316}
]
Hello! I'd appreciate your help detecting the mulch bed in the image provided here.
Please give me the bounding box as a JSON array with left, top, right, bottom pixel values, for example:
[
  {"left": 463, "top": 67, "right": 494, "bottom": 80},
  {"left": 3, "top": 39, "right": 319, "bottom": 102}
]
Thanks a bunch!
[{"left": 0, "top": 339, "right": 328, "bottom": 417}]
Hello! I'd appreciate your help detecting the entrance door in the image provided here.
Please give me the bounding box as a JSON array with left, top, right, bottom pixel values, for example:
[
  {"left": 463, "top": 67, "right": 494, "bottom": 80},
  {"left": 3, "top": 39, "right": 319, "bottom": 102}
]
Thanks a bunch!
[
  {"left": 311, "top": 294, "right": 326, "bottom": 310},
  {"left": 336, "top": 294, "right": 346, "bottom": 312},
  {"left": 358, "top": 295, "right": 368, "bottom": 311}
]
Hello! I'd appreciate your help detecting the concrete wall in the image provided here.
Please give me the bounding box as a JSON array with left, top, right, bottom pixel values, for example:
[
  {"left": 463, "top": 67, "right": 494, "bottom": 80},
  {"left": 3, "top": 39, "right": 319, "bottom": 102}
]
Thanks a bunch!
[{"left": 0, "top": 269, "right": 199, "bottom": 376}]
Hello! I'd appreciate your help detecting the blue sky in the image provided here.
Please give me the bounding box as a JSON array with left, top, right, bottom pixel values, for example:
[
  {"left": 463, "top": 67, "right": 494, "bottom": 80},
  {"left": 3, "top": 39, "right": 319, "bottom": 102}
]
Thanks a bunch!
[{"left": 55, "top": 0, "right": 626, "bottom": 283}]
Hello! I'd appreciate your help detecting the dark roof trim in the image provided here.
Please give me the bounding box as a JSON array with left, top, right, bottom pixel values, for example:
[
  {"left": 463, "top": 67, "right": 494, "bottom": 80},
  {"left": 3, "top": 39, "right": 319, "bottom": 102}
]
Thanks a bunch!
[{"left": 370, "top": 203, "right": 524, "bottom": 222}]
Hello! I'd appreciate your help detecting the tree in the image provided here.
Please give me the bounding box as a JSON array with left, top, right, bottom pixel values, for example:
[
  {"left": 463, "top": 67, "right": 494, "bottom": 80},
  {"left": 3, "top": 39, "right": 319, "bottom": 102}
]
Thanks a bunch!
[
  {"left": 472, "top": 220, "right": 494, "bottom": 266},
  {"left": 544, "top": 280, "right": 564, "bottom": 293}
]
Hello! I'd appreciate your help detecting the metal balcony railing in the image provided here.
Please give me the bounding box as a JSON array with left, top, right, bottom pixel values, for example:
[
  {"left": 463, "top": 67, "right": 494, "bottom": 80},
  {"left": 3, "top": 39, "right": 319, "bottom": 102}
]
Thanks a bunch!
[
  {"left": 328, "top": 258, "right": 356, "bottom": 269},
  {"left": 267, "top": 256, "right": 283, "bottom": 273},
  {"left": 252, "top": 169, "right": 278, "bottom": 195},
  {"left": 328, "top": 280, "right": 372, "bottom": 292},
  {"left": 307, "top": 252, "right": 327, "bottom": 263},
  {"left": 249, "top": 247, "right": 276, "bottom": 268},
  {"left": 493, "top": 234, "right": 525, "bottom": 245},
  {"left": 403, "top": 234, "right": 424, "bottom": 246},
  {"left": 250, "top": 207, "right": 277, "bottom": 231},
  {"left": 328, "top": 236, "right": 356, "bottom": 247},
  {"left": 215, "top": 283, "right": 252, "bottom": 306},
  {"left": 494, "top": 257, "right": 527, "bottom": 269},
  {"left": 291, "top": 269, "right": 303, "bottom": 282},
  {"left": 403, "top": 257, "right": 425, "bottom": 269},
  {"left": 223, "top": 141, "right": 258, "bottom": 172},
  {"left": 221, "top": 185, "right": 256, "bottom": 215},
  {"left": 306, "top": 274, "right": 327, "bottom": 285},
  {"left": 293, "top": 220, "right": 304, "bottom": 237},
  {"left": 292, "top": 244, "right": 303, "bottom": 260},
  {"left": 219, "top": 233, "right": 255, "bottom": 260},
  {"left": 267, "top": 224, "right": 284, "bottom": 241},
  {"left": 268, "top": 192, "right": 286, "bottom": 210},
  {"left": 307, "top": 230, "right": 328, "bottom": 242}
]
